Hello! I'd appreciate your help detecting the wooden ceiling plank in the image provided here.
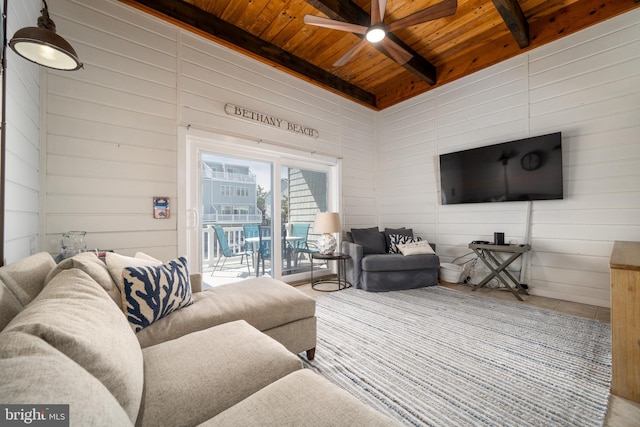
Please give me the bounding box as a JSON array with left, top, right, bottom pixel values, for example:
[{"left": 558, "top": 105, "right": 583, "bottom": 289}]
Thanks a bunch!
[
  {"left": 248, "top": 1, "right": 289, "bottom": 36},
  {"left": 121, "top": 0, "right": 640, "bottom": 110},
  {"left": 305, "top": 0, "right": 369, "bottom": 25},
  {"left": 402, "top": 0, "right": 504, "bottom": 59},
  {"left": 304, "top": 0, "right": 437, "bottom": 84},
  {"left": 121, "top": 0, "right": 377, "bottom": 108},
  {"left": 234, "top": 1, "right": 272, "bottom": 34},
  {"left": 386, "top": 0, "right": 458, "bottom": 32},
  {"left": 491, "top": 0, "right": 529, "bottom": 48},
  {"left": 379, "top": 0, "right": 640, "bottom": 108}
]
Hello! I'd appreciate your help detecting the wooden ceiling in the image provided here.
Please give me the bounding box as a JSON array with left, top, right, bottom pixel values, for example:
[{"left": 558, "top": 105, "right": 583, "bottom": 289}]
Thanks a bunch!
[{"left": 120, "top": 0, "right": 639, "bottom": 110}]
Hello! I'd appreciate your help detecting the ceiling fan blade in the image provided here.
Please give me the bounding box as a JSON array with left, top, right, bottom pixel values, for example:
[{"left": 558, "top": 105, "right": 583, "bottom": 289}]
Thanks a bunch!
[
  {"left": 370, "top": 0, "right": 387, "bottom": 25},
  {"left": 304, "top": 15, "right": 367, "bottom": 34},
  {"left": 333, "top": 38, "right": 369, "bottom": 67},
  {"left": 386, "top": 0, "right": 457, "bottom": 33},
  {"left": 380, "top": 37, "right": 413, "bottom": 65}
]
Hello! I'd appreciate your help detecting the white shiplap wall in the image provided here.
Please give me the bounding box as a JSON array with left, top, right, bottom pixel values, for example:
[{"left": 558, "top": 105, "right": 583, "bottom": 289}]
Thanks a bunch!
[
  {"left": 4, "top": 0, "right": 41, "bottom": 264},
  {"left": 340, "top": 103, "right": 377, "bottom": 230},
  {"left": 27, "top": 0, "right": 639, "bottom": 307},
  {"left": 42, "top": 0, "right": 374, "bottom": 260},
  {"left": 44, "top": 0, "right": 180, "bottom": 260},
  {"left": 378, "top": 10, "right": 640, "bottom": 307}
]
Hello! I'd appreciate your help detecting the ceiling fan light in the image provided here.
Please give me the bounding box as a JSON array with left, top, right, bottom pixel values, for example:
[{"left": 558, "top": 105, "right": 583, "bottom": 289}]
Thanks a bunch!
[
  {"left": 366, "top": 27, "right": 386, "bottom": 43},
  {"left": 9, "top": 1, "right": 83, "bottom": 71}
]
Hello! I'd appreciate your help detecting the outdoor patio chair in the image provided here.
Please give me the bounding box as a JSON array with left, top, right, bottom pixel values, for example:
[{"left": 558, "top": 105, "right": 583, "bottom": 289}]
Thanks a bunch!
[
  {"left": 256, "top": 225, "right": 291, "bottom": 277},
  {"left": 243, "top": 224, "right": 260, "bottom": 251},
  {"left": 243, "top": 223, "right": 260, "bottom": 271},
  {"left": 290, "top": 223, "right": 318, "bottom": 266},
  {"left": 212, "top": 225, "right": 251, "bottom": 273}
]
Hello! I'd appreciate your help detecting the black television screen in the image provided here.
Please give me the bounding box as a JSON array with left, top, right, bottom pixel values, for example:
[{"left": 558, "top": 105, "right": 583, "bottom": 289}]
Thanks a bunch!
[{"left": 439, "top": 132, "right": 563, "bottom": 205}]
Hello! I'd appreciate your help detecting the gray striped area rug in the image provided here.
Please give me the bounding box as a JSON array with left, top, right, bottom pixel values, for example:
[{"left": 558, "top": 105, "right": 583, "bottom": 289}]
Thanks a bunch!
[{"left": 303, "top": 286, "right": 611, "bottom": 427}]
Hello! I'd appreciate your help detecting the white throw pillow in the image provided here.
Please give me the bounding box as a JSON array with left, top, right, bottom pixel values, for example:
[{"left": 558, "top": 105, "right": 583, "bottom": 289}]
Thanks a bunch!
[
  {"left": 105, "top": 252, "right": 162, "bottom": 295},
  {"left": 397, "top": 239, "right": 435, "bottom": 256}
]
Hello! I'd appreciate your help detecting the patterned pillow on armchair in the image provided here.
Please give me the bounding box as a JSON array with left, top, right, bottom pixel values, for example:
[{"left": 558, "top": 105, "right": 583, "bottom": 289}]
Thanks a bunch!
[{"left": 388, "top": 234, "right": 422, "bottom": 254}]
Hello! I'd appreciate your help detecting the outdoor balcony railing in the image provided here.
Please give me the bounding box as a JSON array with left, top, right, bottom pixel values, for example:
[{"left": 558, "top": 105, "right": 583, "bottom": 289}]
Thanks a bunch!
[
  {"left": 202, "top": 225, "right": 318, "bottom": 276},
  {"left": 202, "top": 213, "right": 263, "bottom": 224},
  {"left": 202, "top": 170, "right": 256, "bottom": 183}
]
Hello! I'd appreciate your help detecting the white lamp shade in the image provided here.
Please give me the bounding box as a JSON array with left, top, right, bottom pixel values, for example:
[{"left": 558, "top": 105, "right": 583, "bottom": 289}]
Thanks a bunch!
[
  {"left": 313, "top": 212, "right": 341, "bottom": 234},
  {"left": 314, "top": 212, "right": 341, "bottom": 254}
]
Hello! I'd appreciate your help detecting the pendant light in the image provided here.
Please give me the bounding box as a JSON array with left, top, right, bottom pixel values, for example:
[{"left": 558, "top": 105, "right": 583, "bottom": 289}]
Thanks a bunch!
[{"left": 9, "top": 0, "right": 82, "bottom": 71}]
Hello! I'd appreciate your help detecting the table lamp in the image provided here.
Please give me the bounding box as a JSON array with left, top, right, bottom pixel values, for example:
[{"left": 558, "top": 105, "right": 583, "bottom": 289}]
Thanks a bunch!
[{"left": 314, "top": 212, "right": 341, "bottom": 254}]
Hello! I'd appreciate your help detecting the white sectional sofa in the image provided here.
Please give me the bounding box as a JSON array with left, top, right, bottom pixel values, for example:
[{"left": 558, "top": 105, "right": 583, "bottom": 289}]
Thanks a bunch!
[{"left": 0, "top": 252, "right": 400, "bottom": 426}]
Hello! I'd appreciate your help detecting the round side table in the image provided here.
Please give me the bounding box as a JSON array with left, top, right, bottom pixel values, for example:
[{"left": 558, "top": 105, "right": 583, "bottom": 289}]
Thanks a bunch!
[{"left": 310, "top": 252, "right": 352, "bottom": 292}]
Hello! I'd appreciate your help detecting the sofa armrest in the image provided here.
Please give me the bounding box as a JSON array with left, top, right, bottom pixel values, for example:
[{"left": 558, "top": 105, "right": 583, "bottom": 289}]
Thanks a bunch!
[
  {"left": 189, "top": 273, "right": 202, "bottom": 293},
  {"left": 341, "top": 241, "right": 363, "bottom": 288}
]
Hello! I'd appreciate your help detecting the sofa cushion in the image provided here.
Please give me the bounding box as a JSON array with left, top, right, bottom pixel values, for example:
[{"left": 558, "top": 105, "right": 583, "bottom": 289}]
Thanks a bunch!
[
  {"left": 138, "top": 320, "right": 302, "bottom": 427},
  {"left": 351, "top": 227, "right": 386, "bottom": 254},
  {"left": 122, "top": 257, "right": 194, "bottom": 332},
  {"left": 0, "top": 281, "right": 23, "bottom": 331},
  {"left": 0, "top": 252, "right": 55, "bottom": 307},
  {"left": 0, "top": 331, "right": 133, "bottom": 426},
  {"left": 361, "top": 253, "right": 440, "bottom": 272},
  {"left": 45, "top": 251, "right": 122, "bottom": 308},
  {"left": 3, "top": 268, "right": 144, "bottom": 423},
  {"left": 199, "top": 369, "right": 401, "bottom": 427},
  {"left": 135, "top": 276, "right": 315, "bottom": 348}
]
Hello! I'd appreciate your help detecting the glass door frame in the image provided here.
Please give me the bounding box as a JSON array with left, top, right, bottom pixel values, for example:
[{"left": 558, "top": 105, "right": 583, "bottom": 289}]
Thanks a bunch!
[{"left": 178, "top": 127, "right": 341, "bottom": 282}]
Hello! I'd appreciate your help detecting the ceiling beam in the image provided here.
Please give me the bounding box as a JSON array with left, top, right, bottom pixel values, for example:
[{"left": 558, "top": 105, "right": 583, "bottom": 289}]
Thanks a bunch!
[
  {"left": 121, "top": 0, "right": 377, "bottom": 108},
  {"left": 491, "top": 0, "right": 529, "bottom": 48},
  {"left": 305, "top": 0, "right": 437, "bottom": 85}
]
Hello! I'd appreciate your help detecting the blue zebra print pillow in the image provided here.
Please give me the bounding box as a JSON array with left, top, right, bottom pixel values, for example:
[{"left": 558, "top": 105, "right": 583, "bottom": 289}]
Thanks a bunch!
[
  {"left": 121, "top": 256, "right": 194, "bottom": 332},
  {"left": 388, "top": 234, "right": 422, "bottom": 254}
]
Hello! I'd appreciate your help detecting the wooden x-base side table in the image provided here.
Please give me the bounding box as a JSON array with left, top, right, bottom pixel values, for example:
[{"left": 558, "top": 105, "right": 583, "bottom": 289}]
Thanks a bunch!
[{"left": 468, "top": 243, "right": 531, "bottom": 301}]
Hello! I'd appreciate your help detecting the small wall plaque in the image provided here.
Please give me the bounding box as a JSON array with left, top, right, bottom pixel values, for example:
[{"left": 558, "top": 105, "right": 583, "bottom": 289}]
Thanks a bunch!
[{"left": 153, "top": 197, "right": 170, "bottom": 219}]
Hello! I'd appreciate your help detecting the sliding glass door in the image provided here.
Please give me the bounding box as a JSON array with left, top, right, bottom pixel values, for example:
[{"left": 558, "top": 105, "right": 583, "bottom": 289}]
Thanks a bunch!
[
  {"left": 200, "top": 153, "right": 274, "bottom": 286},
  {"left": 281, "top": 164, "right": 328, "bottom": 276},
  {"left": 180, "top": 129, "right": 338, "bottom": 288}
]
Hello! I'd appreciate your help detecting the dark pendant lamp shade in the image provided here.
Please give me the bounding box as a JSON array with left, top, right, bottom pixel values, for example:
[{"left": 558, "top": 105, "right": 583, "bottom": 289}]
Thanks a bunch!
[{"left": 9, "top": 0, "right": 82, "bottom": 71}]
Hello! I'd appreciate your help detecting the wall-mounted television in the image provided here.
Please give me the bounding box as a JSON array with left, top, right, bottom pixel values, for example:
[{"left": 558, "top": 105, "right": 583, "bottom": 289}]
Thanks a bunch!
[{"left": 439, "top": 132, "right": 563, "bottom": 205}]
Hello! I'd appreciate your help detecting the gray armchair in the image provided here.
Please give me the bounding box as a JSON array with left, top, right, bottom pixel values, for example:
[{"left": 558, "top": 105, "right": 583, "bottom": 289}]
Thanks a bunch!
[{"left": 342, "top": 227, "right": 440, "bottom": 292}]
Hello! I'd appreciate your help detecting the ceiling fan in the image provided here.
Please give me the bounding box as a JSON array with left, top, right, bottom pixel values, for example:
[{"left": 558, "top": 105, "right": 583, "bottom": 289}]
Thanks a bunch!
[{"left": 304, "top": 0, "right": 457, "bottom": 67}]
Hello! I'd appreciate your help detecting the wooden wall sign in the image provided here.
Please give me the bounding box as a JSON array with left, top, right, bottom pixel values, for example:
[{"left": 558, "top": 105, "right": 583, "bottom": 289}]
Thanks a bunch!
[{"left": 225, "top": 103, "right": 319, "bottom": 139}]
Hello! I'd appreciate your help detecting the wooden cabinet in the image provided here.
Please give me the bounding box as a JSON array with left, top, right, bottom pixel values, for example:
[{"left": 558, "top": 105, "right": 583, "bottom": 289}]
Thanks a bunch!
[{"left": 610, "top": 241, "right": 640, "bottom": 403}]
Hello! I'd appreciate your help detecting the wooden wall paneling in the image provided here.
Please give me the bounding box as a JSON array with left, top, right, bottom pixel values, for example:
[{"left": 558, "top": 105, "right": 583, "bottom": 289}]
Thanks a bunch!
[
  {"left": 4, "top": 0, "right": 41, "bottom": 263},
  {"left": 48, "top": 95, "right": 177, "bottom": 134},
  {"left": 179, "top": 33, "right": 343, "bottom": 157},
  {"left": 375, "top": 10, "right": 639, "bottom": 306},
  {"left": 340, "top": 102, "right": 377, "bottom": 230},
  {"left": 377, "top": 93, "right": 438, "bottom": 235},
  {"left": 4, "top": 211, "right": 38, "bottom": 246},
  {"left": 44, "top": 0, "right": 181, "bottom": 261},
  {"left": 5, "top": 182, "right": 39, "bottom": 215}
]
